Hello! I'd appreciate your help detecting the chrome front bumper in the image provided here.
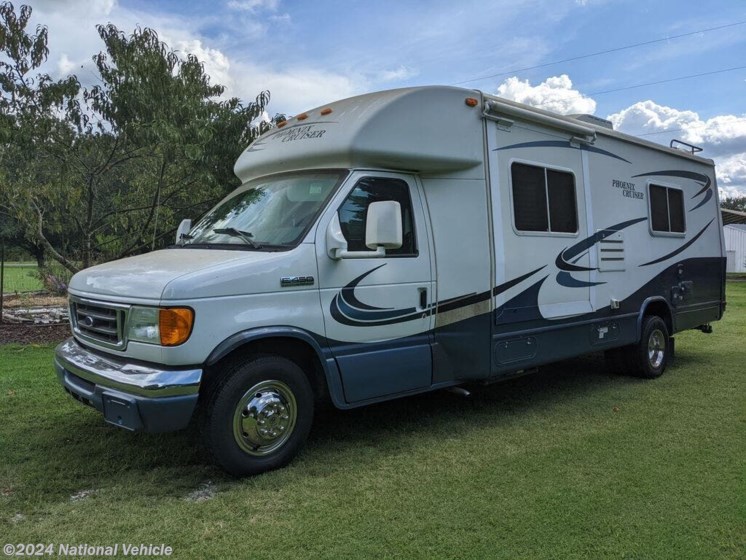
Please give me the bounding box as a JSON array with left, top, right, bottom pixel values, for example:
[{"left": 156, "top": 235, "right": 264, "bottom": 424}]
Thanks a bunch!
[{"left": 54, "top": 338, "right": 202, "bottom": 432}]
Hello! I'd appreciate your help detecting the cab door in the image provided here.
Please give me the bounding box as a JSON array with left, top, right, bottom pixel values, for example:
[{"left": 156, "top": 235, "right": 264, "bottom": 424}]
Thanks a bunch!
[{"left": 316, "top": 171, "right": 434, "bottom": 403}]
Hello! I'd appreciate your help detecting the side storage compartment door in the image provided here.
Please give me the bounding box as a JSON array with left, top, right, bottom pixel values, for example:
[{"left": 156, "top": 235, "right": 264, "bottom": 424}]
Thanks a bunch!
[{"left": 316, "top": 172, "right": 434, "bottom": 404}]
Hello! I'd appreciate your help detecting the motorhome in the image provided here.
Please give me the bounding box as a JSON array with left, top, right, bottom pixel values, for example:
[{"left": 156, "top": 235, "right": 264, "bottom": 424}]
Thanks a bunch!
[{"left": 55, "top": 86, "right": 726, "bottom": 475}]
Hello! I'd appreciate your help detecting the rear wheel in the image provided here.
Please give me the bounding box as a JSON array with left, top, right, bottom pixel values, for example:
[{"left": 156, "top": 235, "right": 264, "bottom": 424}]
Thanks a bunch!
[
  {"left": 203, "top": 355, "right": 314, "bottom": 476},
  {"left": 634, "top": 316, "right": 670, "bottom": 378},
  {"left": 605, "top": 316, "right": 670, "bottom": 379}
]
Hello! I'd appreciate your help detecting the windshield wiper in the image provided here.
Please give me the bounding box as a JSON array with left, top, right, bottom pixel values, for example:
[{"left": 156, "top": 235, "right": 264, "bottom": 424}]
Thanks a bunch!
[{"left": 213, "top": 228, "right": 262, "bottom": 249}]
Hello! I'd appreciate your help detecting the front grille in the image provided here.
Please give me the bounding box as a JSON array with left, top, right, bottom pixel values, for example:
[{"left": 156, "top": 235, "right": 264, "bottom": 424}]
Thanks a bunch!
[{"left": 71, "top": 299, "right": 126, "bottom": 348}]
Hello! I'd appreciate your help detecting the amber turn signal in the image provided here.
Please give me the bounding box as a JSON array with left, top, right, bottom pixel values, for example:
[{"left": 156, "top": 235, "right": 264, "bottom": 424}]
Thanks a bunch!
[{"left": 159, "top": 308, "right": 194, "bottom": 346}]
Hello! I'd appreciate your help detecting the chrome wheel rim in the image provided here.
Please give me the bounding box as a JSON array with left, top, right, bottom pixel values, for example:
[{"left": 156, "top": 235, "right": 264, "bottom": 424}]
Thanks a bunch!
[
  {"left": 233, "top": 380, "right": 297, "bottom": 456},
  {"left": 647, "top": 329, "right": 665, "bottom": 369}
]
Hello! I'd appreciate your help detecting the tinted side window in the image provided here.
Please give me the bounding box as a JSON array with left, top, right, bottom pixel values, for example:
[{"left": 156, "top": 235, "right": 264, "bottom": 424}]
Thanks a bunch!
[
  {"left": 668, "top": 188, "right": 685, "bottom": 233},
  {"left": 649, "top": 183, "right": 685, "bottom": 233},
  {"left": 512, "top": 163, "right": 548, "bottom": 231},
  {"left": 650, "top": 184, "right": 670, "bottom": 232},
  {"left": 338, "top": 177, "right": 417, "bottom": 256},
  {"left": 547, "top": 169, "right": 578, "bottom": 233},
  {"left": 512, "top": 162, "right": 577, "bottom": 233}
]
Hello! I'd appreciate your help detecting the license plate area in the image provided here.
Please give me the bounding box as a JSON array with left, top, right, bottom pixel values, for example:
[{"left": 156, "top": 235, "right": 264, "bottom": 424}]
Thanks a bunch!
[{"left": 102, "top": 393, "right": 143, "bottom": 431}]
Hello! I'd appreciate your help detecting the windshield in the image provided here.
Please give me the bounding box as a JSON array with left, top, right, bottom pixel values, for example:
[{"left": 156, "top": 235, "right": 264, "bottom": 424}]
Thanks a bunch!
[{"left": 184, "top": 170, "right": 347, "bottom": 250}]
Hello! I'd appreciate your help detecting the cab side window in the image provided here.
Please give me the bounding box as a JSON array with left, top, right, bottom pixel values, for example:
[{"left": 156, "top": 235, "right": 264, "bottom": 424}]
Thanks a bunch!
[{"left": 338, "top": 177, "right": 418, "bottom": 256}]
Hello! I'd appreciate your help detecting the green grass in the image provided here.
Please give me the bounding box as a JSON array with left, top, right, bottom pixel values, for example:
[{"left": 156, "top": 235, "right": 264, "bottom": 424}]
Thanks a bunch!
[
  {"left": 1, "top": 285, "right": 744, "bottom": 559},
  {"left": 0, "top": 263, "right": 43, "bottom": 293}
]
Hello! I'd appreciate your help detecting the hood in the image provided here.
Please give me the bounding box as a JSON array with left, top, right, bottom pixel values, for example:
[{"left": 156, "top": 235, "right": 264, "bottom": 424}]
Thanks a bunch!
[{"left": 68, "top": 248, "right": 285, "bottom": 301}]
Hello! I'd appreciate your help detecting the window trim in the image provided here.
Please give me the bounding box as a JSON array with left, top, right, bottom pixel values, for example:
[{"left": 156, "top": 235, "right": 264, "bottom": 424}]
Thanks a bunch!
[
  {"left": 335, "top": 175, "right": 420, "bottom": 258},
  {"left": 647, "top": 181, "right": 686, "bottom": 238},
  {"left": 508, "top": 158, "right": 580, "bottom": 238}
]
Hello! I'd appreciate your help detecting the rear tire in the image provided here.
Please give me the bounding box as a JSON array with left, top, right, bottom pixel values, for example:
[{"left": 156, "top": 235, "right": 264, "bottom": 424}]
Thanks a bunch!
[
  {"left": 606, "top": 316, "right": 670, "bottom": 379},
  {"left": 203, "top": 355, "right": 314, "bottom": 476},
  {"left": 633, "top": 316, "right": 670, "bottom": 378}
]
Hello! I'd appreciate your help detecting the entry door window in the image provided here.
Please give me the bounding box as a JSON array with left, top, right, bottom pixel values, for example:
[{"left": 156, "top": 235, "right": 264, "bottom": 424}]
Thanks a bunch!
[{"left": 338, "top": 177, "right": 418, "bottom": 256}]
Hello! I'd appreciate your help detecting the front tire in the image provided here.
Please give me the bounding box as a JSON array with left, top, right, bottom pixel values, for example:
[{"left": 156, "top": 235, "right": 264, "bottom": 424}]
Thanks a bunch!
[{"left": 203, "top": 355, "right": 314, "bottom": 476}]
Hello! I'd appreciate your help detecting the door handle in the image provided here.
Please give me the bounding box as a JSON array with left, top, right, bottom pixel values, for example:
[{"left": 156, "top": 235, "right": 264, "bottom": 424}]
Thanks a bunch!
[{"left": 419, "top": 287, "right": 428, "bottom": 309}]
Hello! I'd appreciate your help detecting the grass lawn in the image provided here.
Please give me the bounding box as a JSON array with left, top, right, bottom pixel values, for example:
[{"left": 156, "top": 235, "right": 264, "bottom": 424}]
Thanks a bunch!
[
  {"left": 1, "top": 264, "right": 43, "bottom": 293},
  {"left": 1, "top": 284, "right": 743, "bottom": 559}
]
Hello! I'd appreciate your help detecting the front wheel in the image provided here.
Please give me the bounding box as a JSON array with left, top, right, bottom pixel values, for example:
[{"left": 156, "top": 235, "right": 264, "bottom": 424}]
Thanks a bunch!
[{"left": 203, "top": 355, "right": 314, "bottom": 476}]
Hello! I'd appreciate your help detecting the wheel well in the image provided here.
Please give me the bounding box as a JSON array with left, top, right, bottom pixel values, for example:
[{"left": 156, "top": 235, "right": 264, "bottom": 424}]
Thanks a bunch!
[
  {"left": 202, "top": 337, "right": 329, "bottom": 405},
  {"left": 642, "top": 300, "right": 673, "bottom": 335}
]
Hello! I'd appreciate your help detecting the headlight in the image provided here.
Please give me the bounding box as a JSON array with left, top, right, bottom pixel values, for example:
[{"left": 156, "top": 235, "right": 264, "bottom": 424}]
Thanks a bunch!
[{"left": 127, "top": 306, "right": 194, "bottom": 346}]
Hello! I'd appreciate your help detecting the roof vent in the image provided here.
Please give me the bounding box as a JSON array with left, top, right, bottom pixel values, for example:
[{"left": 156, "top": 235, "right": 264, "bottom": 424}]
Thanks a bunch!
[{"left": 570, "top": 114, "right": 614, "bottom": 130}]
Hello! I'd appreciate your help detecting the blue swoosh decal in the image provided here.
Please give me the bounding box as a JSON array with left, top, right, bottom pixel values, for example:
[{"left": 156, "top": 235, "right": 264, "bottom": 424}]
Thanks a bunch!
[
  {"left": 494, "top": 140, "right": 631, "bottom": 163},
  {"left": 493, "top": 266, "right": 546, "bottom": 296},
  {"left": 330, "top": 266, "right": 549, "bottom": 327},
  {"left": 690, "top": 189, "right": 713, "bottom": 211},
  {"left": 639, "top": 219, "right": 714, "bottom": 267},
  {"left": 330, "top": 265, "right": 424, "bottom": 327},
  {"left": 556, "top": 217, "right": 647, "bottom": 272},
  {"left": 631, "top": 170, "right": 713, "bottom": 210},
  {"left": 556, "top": 271, "right": 606, "bottom": 288}
]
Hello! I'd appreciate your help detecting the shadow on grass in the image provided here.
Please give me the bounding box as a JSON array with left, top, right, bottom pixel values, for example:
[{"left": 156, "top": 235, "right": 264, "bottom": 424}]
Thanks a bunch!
[
  {"left": 14, "top": 351, "right": 665, "bottom": 506},
  {"left": 308, "top": 352, "right": 638, "bottom": 452}
]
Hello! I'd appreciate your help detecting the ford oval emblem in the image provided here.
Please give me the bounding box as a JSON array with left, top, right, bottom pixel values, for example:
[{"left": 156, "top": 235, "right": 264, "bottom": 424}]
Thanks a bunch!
[{"left": 82, "top": 315, "right": 95, "bottom": 328}]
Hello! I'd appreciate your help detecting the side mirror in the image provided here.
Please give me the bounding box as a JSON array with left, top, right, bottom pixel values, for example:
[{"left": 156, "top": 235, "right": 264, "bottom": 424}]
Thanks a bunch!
[
  {"left": 175, "top": 219, "right": 192, "bottom": 245},
  {"left": 326, "top": 201, "right": 403, "bottom": 260},
  {"left": 365, "top": 201, "right": 402, "bottom": 250}
]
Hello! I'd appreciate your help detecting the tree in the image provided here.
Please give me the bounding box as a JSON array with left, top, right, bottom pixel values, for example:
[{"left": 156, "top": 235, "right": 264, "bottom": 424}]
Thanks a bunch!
[
  {"left": 0, "top": 2, "right": 82, "bottom": 269},
  {"left": 1, "top": 3, "right": 271, "bottom": 272},
  {"left": 721, "top": 195, "right": 746, "bottom": 213}
]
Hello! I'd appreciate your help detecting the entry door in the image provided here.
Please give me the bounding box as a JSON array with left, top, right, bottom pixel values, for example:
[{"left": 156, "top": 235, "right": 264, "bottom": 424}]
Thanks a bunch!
[
  {"left": 316, "top": 172, "right": 434, "bottom": 403},
  {"left": 489, "top": 124, "right": 592, "bottom": 320}
]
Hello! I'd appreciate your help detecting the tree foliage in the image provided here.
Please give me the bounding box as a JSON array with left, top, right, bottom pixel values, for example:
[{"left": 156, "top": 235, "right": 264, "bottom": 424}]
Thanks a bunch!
[
  {"left": 0, "top": 2, "right": 271, "bottom": 272},
  {"left": 721, "top": 196, "right": 746, "bottom": 213}
]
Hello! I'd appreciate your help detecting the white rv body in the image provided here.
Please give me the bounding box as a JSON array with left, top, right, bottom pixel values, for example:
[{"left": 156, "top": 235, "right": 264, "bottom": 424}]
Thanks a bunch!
[{"left": 54, "top": 86, "right": 726, "bottom": 473}]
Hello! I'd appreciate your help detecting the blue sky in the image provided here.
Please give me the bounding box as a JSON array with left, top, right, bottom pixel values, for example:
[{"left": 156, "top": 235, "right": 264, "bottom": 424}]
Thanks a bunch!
[{"left": 24, "top": 0, "right": 746, "bottom": 196}]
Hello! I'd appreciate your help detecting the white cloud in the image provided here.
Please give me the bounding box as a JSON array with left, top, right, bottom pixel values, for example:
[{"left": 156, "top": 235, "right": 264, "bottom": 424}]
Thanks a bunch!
[
  {"left": 269, "top": 13, "right": 292, "bottom": 24},
  {"left": 226, "top": 0, "right": 280, "bottom": 12},
  {"left": 57, "top": 53, "right": 77, "bottom": 76},
  {"left": 233, "top": 63, "right": 365, "bottom": 115},
  {"left": 607, "top": 100, "right": 746, "bottom": 197},
  {"left": 170, "top": 39, "right": 234, "bottom": 92},
  {"left": 714, "top": 154, "right": 746, "bottom": 199},
  {"left": 496, "top": 74, "right": 597, "bottom": 115},
  {"left": 377, "top": 66, "right": 417, "bottom": 83}
]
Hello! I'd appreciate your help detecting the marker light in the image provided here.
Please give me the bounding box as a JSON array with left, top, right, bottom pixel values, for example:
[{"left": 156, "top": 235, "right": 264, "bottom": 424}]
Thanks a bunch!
[
  {"left": 297, "top": 113, "right": 309, "bottom": 121},
  {"left": 320, "top": 107, "right": 333, "bottom": 115},
  {"left": 159, "top": 308, "right": 195, "bottom": 346},
  {"left": 465, "top": 97, "right": 479, "bottom": 107},
  {"left": 128, "top": 306, "right": 195, "bottom": 346}
]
